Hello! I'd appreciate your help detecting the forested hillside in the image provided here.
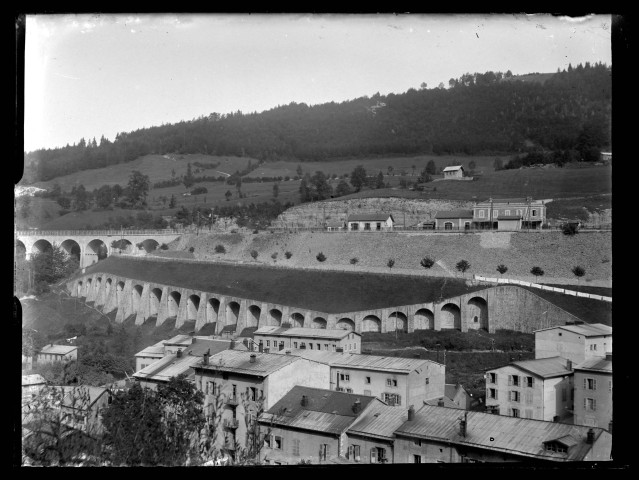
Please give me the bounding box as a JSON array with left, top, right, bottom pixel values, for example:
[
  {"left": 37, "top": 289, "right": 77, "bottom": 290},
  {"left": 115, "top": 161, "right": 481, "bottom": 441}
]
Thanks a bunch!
[{"left": 23, "top": 63, "right": 611, "bottom": 184}]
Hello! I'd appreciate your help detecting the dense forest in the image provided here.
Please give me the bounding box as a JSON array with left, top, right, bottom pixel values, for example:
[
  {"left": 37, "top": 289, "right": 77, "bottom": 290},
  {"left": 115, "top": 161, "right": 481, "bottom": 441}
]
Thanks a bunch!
[{"left": 23, "top": 63, "right": 611, "bottom": 184}]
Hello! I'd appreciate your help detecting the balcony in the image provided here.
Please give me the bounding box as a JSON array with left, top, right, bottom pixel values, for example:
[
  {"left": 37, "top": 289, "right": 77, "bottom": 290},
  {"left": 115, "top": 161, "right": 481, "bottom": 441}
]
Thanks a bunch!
[
  {"left": 225, "top": 394, "right": 239, "bottom": 406},
  {"left": 223, "top": 418, "right": 240, "bottom": 429}
]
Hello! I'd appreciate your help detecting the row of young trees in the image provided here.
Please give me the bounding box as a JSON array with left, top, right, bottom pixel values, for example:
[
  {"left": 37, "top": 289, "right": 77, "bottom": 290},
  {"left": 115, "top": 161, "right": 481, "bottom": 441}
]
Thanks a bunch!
[{"left": 24, "top": 63, "right": 611, "bottom": 184}]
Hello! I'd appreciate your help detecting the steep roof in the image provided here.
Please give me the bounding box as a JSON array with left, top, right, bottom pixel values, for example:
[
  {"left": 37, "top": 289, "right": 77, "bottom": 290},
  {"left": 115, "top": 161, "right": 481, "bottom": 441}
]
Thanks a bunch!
[
  {"left": 60, "top": 386, "right": 109, "bottom": 410},
  {"left": 395, "top": 404, "right": 610, "bottom": 462},
  {"left": 134, "top": 340, "right": 165, "bottom": 358},
  {"left": 39, "top": 344, "right": 77, "bottom": 355},
  {"left": 195, "top": 350, "right": 300, "bottom": 377},
  {"left": 254, "top": 326, "right": 355, "bottom": 340},
  {"left": 534, "top": 323, "right": 612, "bottom": 337},
  {"left": 288, "top": 350, "right": 442, "bottom": 373},
  {"left": 424, "top": 396, "right": 463, "bottom": 409},
  {"left": 574, "top": 355, "right": 612, "bottom": 373},
  {"left": 259, "top": 385, "right": 378, "bottom": 435},
  {"left": 346, "top": 213, "right": 394, "bottom": 223},
  {"left": 347, "top": 402, "right": 409, "bottom": 440},
  {"left": 508, "top": 356, "right": 573, "bottom": 379},
  {"left": 434, "top": 209, "right": 474, "bottom": 219},
  {"left": 442, "top": 166, "right": 463, "bottom": 172}
]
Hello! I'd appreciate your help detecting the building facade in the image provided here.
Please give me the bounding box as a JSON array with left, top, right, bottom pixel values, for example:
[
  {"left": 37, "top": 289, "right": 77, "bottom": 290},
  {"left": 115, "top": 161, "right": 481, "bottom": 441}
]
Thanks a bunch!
[
  {"left": 442, "top": 165, "right": 465, "bottom": 179},
  {"left": 573, "top": 353, "right": 612, "bottom": 431},
  {"left": 472, "top": 197, "right": 546, "bottom": 230},
  {"left": 36, "top": 344, "right": 78, "bottom": 364},
  {"left": 434, "top": 209, "right": 474, "bottom": 230},
  {"left": 253, "top": 327, "right": 361, "bottom": 354},
  {"left": 485, "top": 357, "right": 574, "bottom": 422},
  {"left": 535, "top": 323, "right": 612, "bottom": 365},
  {"left": 346, "top": 214, "right": 394, "bottom": 232}
]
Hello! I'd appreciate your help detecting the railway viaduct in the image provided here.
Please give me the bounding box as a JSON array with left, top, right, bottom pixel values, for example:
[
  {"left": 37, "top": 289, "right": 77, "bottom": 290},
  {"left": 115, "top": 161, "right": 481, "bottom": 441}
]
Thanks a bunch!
[
  {"left": 66, "top": 267, "right": 586, "bottom": 337},
  {"left": 15, "top": 229, "right": 184, "bottom": 268}
]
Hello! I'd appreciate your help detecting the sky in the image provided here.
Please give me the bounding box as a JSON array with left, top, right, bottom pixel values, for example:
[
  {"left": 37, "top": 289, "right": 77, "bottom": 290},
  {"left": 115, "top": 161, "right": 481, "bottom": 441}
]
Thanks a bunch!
[{"left": 24, "top": 13, "right": 612, "bottom": 153}]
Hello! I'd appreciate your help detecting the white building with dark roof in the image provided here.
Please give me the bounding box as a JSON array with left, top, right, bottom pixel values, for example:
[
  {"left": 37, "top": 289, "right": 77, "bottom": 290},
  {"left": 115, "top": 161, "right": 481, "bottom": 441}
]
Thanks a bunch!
[
  {"left": 36, "top": 344, "right": 78, "bottom": 365},
  {"left": 573, "top": 353, "right": 612, "bottom": 431},
  {"left": 253, "top": 326, "right": 361, "bottom": 353},
  {"left": 442, "top": 165, "right": 465, "bottom": 179},
  {"left": 346, "top": 214, "right": 394, "bottom": 231},
  {"left": 434, "top": 209, "right": 474, "bottom": 230},
  {"left": 535, "top": 323, "right": 612, "bottom": 364}
]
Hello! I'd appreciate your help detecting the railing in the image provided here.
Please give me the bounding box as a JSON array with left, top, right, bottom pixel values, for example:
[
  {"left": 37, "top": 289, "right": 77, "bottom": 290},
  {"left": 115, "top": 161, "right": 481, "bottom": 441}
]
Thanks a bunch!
[
  {"left": 15, "top": 228, "right": 187, "bottom": 236},
  {"left": 474, "top": 275, "right": 612, "bottom": 302}
]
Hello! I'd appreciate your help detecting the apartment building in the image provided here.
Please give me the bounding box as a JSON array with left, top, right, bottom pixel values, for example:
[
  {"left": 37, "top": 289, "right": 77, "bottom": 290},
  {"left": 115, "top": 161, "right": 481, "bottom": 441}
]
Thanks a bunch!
[
  {"left": 485, "top": 356, "right": 574, "bottom": 422},
  {"left": 573, "top": 353, "right": 612, "bottom": 431},
  {"left": 253, "top": 327, "right": 361, "bottom": 354},
  {"left": 472, "top": 197, "right": 546, "bottom": 230},
  {"left": 193, "top": 350, "right": 330, "bottom": 462},
  {"left": 535, "top": 323, "right": 612, "bottom": 364}
]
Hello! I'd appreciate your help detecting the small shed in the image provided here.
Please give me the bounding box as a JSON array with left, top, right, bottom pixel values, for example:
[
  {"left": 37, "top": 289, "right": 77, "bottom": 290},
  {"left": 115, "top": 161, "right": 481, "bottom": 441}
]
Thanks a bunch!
[{"left": 442, "top": 165, "right": 465, "bottom": 179}]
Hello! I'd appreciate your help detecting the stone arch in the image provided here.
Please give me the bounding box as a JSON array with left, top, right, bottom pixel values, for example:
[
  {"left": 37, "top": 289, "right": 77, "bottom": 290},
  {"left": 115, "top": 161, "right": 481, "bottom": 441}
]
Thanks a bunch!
[
  {"left": 60, "top": 239, "right": 81, "bottom": 263},
  {"left": 207, "top": 297, "right": 220, "bottom": 324},
  {"left": 94, "top": 277, "right": 102, "bottom": 295},
  {"left": 85, "top": 239, "right": 108, "bottom": 266},
  {"left": 247, "top": 305, "right": 261, "bottom": 328},
  {"left": 32, "top": 239, "right": 53, "bottom": 255},
  {"left": 414, "top": 308, "right": 434, "bottom": 331},
  {"left": 226, "top": 301, "right": 240, "bottom": 326},
  {"left": 149, "top": 287, "right": 162, "bottom": 317},
  {"left": 140, "top": 239, "right": 159, "bottom": 253},
  {"left": 269, "top": 308, "right": 282, "bottom": 326},
  {"left": 290, "top": 312, "right": 305, "bottom": 328},
  {"left": 336, "top": 317, "right": 355, "bottom": 331},
  {"left": 312, "top": 317, "right": 327, "bottom": 329},
  {"left": 132, "top": 284, "right": 144, "bottom": 312},
  {"left": 388, "top": 311, "right": 408, "bottom": 333},
  {"left": 115, "top": 281, "right": 126, "bottom": 305},
  {"left": 187, "top": 294, "right": 200, "bottom": 321},
  {"left": 168, "top": 291, "right": 181, "bottom": 318},
  {"left": 110, "top": 239, "right": 133, "bottom": 254},
  {"left": 467, "top": 297, "right": 489, "bottom": 331},
  {"left": 440, "top": 303, "right": 461, "bottom": 330},
  {"left": 76, "top": 280, "right": 83, "bottom": 297},
  {"left": 105, "top": 278, "right": 113, "bottom": 299},
  {"left": 362, "top": 315, "right": 382, "bottom": 333},
  {"left": 15, "top": 240, "right": 27, "bottom": 260},
  {"left": 84, "top": 278, "right": 92, "bottom": 297}
]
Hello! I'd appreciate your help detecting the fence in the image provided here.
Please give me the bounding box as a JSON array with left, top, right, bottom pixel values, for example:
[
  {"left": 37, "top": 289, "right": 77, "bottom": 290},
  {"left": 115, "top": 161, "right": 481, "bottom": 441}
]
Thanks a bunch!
[
  {"left": 473, "top": 275, "right": 612, "bottom": 302},
  {"left": 15, "top": 228, "right": 187, "bottom": 237}
]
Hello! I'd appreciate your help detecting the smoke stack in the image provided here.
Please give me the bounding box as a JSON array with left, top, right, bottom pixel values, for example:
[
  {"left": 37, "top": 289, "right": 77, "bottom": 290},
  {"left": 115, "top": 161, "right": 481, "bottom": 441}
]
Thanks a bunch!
[
  {"left": 176, "top": 349, "right": 183, "bottom": 358},
  {"left": 566, "top": 359, "right": 573, "bottom": 370},
  {"left": 586, "top": 428, "right": 595, "bottom": 444},
  {"left": 249, "top": 353, "right": 256, "bottom": 363},
  {"left": 437, "top": 398, "right": 445, "bottom": 407},
  {"left": 352, "top": 399, "right": 362, "bottom": 414},
  {"left": 301, "top": 395, "right": 308, "bottom": 407},
  {"left": 408, "top": 405, "right": 415, "bottom": 421},
  {"left": 459, "top": 412, "right": 468, "bottom": 437}
]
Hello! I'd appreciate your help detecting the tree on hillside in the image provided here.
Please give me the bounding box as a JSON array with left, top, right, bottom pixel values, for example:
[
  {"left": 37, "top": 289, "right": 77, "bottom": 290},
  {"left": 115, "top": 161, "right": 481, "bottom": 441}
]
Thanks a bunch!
[
  {"left": 496, "top": 264, "right": 508, "bottom": 275},
  {"left": 250, "top": 250, "right": 258, "bottom": 260},
  {"left": 299, "top": 174, "right": 311, "bottom": 202},
  {"left": 272, "top": 183, "right": 279, "bottom": 198},
  {"left": 456, "top": 260, "right": 471, "bottom": 276},
  {"left": 571, "top": 266, "right": 585, "bottom": 284},
  {"left": 426, "top": 160, "right": 436, "bottom": 175},
  {"left": 493, "top": 158, "right": 503, "bottom": 171},
  {"left": 169, "top": 194, "right": 177, "bottom": 208},
  {"left": 57, "top": 196, "right": 71, "bottom": 210},
  {"left": 126, "top": 171, "right": 150, "bottom": 208},
  {"left": 316, "top": 252, "right": 326, "bottom": 262},
  {"left": 310, "top": 171, "right": 333, "bottom": 200},
  {"left": 530, "top": 266, "right": 545, "bottom": 280},
  {"left": 335, "top": 179, "right": 351, "bottom": 197},
  {"left": 225, "top": 190, "right": 232, "bottom": 201},
  {"left": 420, "top": 257, "right": 435, "bottom": 269},
  {"left": 350, "top": 165, "right": 367, "bottom": 192},
  {"left": 387, "top": 166, "right": 394, "bottom": 176},
  {"left": 412, "top": 165, "right": 416, "bottom": 176},
  {"left": 376, "top": 171, "right": 385, "bottom": 189},
  {"left": 468, "top": 160, "right": 476, "bottom": 173},
  {"left": 71, "top": 185, "right": 89, "bottom": 211},
  {"left": 31, "top": 243, "right": 79, "bottom": 290},
  {"left": 19, "top": 195, "right": 31, "bottom": 218},
  {"left": 95, "top": 185, "right": 113, "bottom": 209},
  {"left": 387, "top": 259, "right": 395, "bottom": 270},
  {"left": 183, "top": 163, "right": 195, "bottom": 189},
  {"left": 296, "top": 164, "right": 303, "bottom": 176}
]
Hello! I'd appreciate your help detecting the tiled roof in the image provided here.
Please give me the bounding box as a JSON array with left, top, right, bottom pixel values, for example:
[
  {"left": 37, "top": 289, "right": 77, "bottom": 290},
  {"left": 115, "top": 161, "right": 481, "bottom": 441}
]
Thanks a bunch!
[
  {"left": 259, "top": 386, "right": 378, "bottom": 435},
  {"left": 476, "top": 198, "right": 537, "bottom": 205},
  {"left": 424, "top": 396, "right": 463, "bottom": 409},
  {"left": 574, "top": 356, "right": 612, "bottom": 373},
  {"left": 195, "top": 350, "right": 301, "bottom": 377},
  {"left": 254, "top": 327, "right": 355, "bottom": 340},
  {"left": 395, "top": 404, "right": 609, "bottom": 461},
  {"left": 347, "top": 402, "right": 409, "bottom": 440},
  {"left": 288, "top": 350, "right": 441, "bottom": 373},
  {"left": 434, "top": 209, "right": 474, "bottom": 219},
  {"left": 534, "top": 323, "right": 612, "bottom": 337},
  {"left": 346, "top": 214, "right": 394, "bottom": 222},
  {"left": 508, "top": 357, "right": 572, "bottom": 379},
  {"left": 135, "top": 340, "right": 165, "bottom": 358},
  {"left": 39, "top": 344, "right": 78, "bottom": 355}
]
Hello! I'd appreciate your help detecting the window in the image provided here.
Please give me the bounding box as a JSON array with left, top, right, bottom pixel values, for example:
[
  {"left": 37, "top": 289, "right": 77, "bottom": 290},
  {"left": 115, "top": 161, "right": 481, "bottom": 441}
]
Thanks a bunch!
[
  {"left": 364, "top": 223, "right": 371, "bottom": 230},
  {"left": 309, "top": 343, "right": 313, "bottom": 350},
  {"left": 351, "top": 223, "right": 359, "bottom": 230},
  {"left": 525, "top": 376, "right": 534, "bottom": 388},
  {"left": 324, "top": 344, "right": 329, "bottom": 350},
  {"left": 376, "top": 223, "right": 382, "bottom": 231},
  {"left": 274, "top": 436, "right": 283, "bottom": 450},
  {"left": 294, "top": 342, "right": 298, "bottom": 349},
  {"left": 346, "top": 388, "right": 353, "bottom": 393},
  {"left": 264, "top": 434, "right": 272, "bottom": 448},
  {"left": 609, "top": 380, "right": 612, "bottom": 392},
  {"left": 478, "top": 210, "right": 485, "bottom": 218},
  {"left": 317, "top": 343, "right": 321, "bottom": 350},
  {"left": 266, "top": 340, "right": 270, "bottom": 347},
  {"left": 488, "top": 372, "right": 497, "bottom": 384},
  {"left": 444, "top": 222, "right": 453, "bottom": 230},
  {"left": 558, "top": 332, "right": 562, "bottom": 336},
  {"left": 545, "top": 442, "right": 567, "bottom": 453},
  {"left": 425, "top": 378, "right": 430, "bottom": 385},
  {"left": 489, "top": 388, "right": 498, "bottom": 399},
  {"left": 509, "top": 391, "right": 520, "bottom": 402},
  {"left": 414, "top": 439, "right": 422, "bottom": 446},
  {"left": 348, "top": 445, "right": 361, "bottom": 462},
  {"left": 509, "top": 375, "right": 520, "bottom": 387},
  {"left": 584, "top": 378, "right": 597, "bottom": 390},
  {"left": 383, "top": 393, "right": 402, "bottom": 406},
  {"left": 414, "top": 455, "right": 422, "bottom": 463},
  {"left": 300, "top": 342, "right": 306, "bottom": 349},
  {"left": 292, "top": 439, "right": 300, "bottom": 456},
  {"left": 250, "top": 387, "right": 257, "bottom": 401},
  {"left": 585, "top": 398, "right": 597, "bottom": 411},
  {"left": 370, "top": 447, "right": 387, "bottom": 463},
  {"left": 493, "top": 209, "right": 498, "bottom": 218},
  {"left": 340, "top": 373, "right": 350, "bottom": 382},
  {"left": 332, "top": 345, "right": 336, "bottom": 351},
  {"left": 516, "top": 209, "right": 522, "bottom": 216},
  {"left": 473, "top": 315, "right": 478, "bottom": 323},
  {"left": 532, "top": 209, "right": 537, "bottom": 217},
  {"left": 280, "top": 341, "right": 285, "bottom": 351},
  {"left": 387, "top": 378, "right": 398, "bottom": 387},
  {"left": 319, "top": 444, "right": 330, "bottom": 461},
  {"left": 511, "top": 408, "right": 520, "bottom": 418},
  {"left": 505, "top": 210, "right": 510, "bottom": 216}
]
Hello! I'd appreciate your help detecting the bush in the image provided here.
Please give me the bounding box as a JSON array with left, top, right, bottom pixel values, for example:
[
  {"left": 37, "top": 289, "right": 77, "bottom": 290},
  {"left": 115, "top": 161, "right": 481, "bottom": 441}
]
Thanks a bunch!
[
  {"left": 456, "top": 260, "right": 471, "bottom": 274},
  {"left": 191, "top": 186, "right": 208, "bottom": 195},
  {"left": 387, "top": 259, "right": 395, "bottom": 269},
  {"left": 350, "top": 257, "right": 359, "bottom": 265},
  {"left": 215, "top": 244, "right": 226, "bottom": 254},
  {"left": 160, "top": 243, "right": 168, "bottom": 250},
  {"left": 285, "top": 251, "right": 292, "bottom": 259},
  {"left": 188, "top": 247, "right": 195, "bottom": 253},
  {"left": 562, "top": 223, "right": 579, "bottom": 236},
  {"left": 253, "top": 229, "right": 259, "bottom": 234},
  {"left": 250, "top": 250, "right": 258, "bottom": 260},
  {"left": 271, "top": 252, "right": 278, "bottom": 260},
  {"left": 420, "top": 257, "right": 434, "bottom": 269},
  {"left": 496, "top": 264, "right": 508, "bottom": 275},
  {"left": 316, "top": 252, "right": 326, "bottom": 262}
]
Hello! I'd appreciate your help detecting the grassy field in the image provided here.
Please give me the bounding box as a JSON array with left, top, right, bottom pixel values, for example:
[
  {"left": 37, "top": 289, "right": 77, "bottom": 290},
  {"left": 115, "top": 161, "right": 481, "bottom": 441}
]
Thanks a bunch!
[
  {"left": 519, "top": 286, "right": 612, "bottom": 325},
  {"left": 79, "top": 256, "right": 488, "bottom": 313},
  {"left": 545, "top": 194, "right": 612, "bottom": 221}
]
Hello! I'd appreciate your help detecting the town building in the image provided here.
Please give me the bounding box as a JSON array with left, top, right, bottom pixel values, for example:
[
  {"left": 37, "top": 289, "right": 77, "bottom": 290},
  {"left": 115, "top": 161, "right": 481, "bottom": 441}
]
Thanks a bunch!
[
  {"left": 193, "top": 350, "right": 331, "bottom": 462},
  {"left": 472, "top": 197, "right": 546, "bottom": 230},
  {"left": 534, "top": 323, "right": 612, "bottom": 365},
  {"left": 393, "top": 404, "right": 612, "bottom": 463},
  {"left": 444, "top": 383, "right": 475, "bottom": 410},
  {"left": 573, "top": 353, "right": 612, "bottom": 431},
  {"left": 258, "top": 385, "right": 383, "bottom": 465},
  {"left": 346, "top": 214, "right": 394, "bottom": 232},
  {"left": 324, "top": 220, "right": 345, "bottom": 231},
  {"left": 134, "top": 340, "right": 165, "bottom": 372},
  {"left": 253, "top": 327, "right": 361, "bottom": 354},
  {"left": 485, "top": 356, "right": 574, "bottom": 422},
  {"left": 284, "top": 350, "right": 445, "bottom": 407},
  {"left": 434, "top": 209, "right": 474, "bottom": 230},
  {"left": 442, "top": 165, "right": 465, "bottom": 179},
  {"left": 133, "top": 337, "right": 244, "bottom": 389},
  {"left": 36, "top": 344, "right": 78, "bottom": 365}
]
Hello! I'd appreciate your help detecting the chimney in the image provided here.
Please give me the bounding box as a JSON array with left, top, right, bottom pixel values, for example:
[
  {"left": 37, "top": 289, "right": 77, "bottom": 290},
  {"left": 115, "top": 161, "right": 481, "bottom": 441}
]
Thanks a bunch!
[
  {"left": 586, "top": 428, "right": 595, "bottom": 444},
  {"left": 301, "top": 395, "right": 308, "bottom": 407},
  {"left": 437, "top": 398, "right": 445, "bottom": 407},
  {"left": 203, "top": 352, "right": 210, "bottom": 365},
  {"left": 192, "top": 337, "right": 197, "bottom": 344},
  {"left": 229, "top": 339, "right": 236, "bottom": 349},
  {"left": 249, "top": 353, "right": 256, "bottom": 363},
  {"left": 608, "top": 420, "right": 613, "bottom": 434},
  {"left": 408, "top": 405, "right": 415, "bottom": 421},
  {"left": 352, "top": 399, "right": 362, "bottom": 414},
  {"left": 258, "top": 342, "right": 263, "bottom": 353},
  {"left": 176, "top": 349, "right": 183, "bottom": 358},
  {"left": 566, "top": 359, "right": 573, "bottom": 370},
  {"left": 459, "top": 412, "right": 468, "bottom": 437},
  {"left": 605, "top": 352, "right": 612, "bottom": 361}
]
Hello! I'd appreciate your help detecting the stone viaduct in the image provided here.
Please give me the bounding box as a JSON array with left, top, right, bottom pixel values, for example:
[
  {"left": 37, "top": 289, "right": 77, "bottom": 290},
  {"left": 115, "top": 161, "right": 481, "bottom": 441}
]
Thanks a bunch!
[
  {"left": 15, "top": 229, "right": 184, "bottom": 268},
  {"left": 66, "top": 270, "right": 585, "bottom": 336}
]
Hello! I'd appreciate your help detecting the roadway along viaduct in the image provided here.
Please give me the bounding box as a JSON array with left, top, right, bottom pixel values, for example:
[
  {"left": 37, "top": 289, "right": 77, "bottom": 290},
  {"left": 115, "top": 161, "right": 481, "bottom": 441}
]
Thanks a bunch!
[{"left": 15, "top": 229, "right": 184, "bottom": 268}]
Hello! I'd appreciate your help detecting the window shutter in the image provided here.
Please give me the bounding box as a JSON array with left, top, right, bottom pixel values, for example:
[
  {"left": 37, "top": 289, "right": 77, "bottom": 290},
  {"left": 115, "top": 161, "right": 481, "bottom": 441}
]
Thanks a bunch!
[
  {"left": 495, "top": 390, "right": 498, "bottom": 400},
  {"left": 348, "top": 445, "right": 353, "bottom": 459},
  {"left": 593, "top": 379, "right": 597, "bottom": 391},
  {"left": 508, "top": 376, "right": 512, "bottom": 386},
  {"left": 371, "top": 447, "right": 377, "bottom": 463},
  {"left": 593, "top": 399, "right": 597, "bottom": 411},
  {"left": 583, "top": 398, "right": 587, "bottom": 409},
  {"left": 531, "top": 378, "right": 534, "bottom": 386},
  {"left": 584, "top": 378, "right": 587, "bottom": 389},
  {"left": 326, "top": 444, "right": 330, "bottom": 459}
]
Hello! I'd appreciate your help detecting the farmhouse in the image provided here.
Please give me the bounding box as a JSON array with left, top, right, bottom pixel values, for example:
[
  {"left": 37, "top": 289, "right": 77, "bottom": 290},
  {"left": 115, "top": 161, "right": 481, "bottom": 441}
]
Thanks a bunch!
[
  {"left": 442, "top": 165, "right": 465, "bottom": 179},
  {"left": 346, "top": 214, "right": 394, "bottom": 231},
  {"left": 434, "top": 209, "right": 474, "bottom": 230},
  {"left": 253, "top": 327, "right": 361, "bottom": 353}
]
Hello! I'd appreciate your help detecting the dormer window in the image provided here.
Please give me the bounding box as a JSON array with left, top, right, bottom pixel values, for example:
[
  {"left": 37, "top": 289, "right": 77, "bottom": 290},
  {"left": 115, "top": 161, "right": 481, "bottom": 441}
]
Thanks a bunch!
[{"left": 544, "top": 442, "right": 567, "bottom": 453}]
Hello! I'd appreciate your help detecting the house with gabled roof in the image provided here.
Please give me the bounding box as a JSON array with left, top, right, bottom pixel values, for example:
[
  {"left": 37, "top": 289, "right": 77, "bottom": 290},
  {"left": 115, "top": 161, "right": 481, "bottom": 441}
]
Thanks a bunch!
[
  {"left": 534, "top": 323, "right": 612, "bottom": 365},
  {"left": 442, "top": 165, "right": 465, "bottom": 179},
  {"left": 346, "top": 214, "right": 394, "bottom": 231},
  {"left": 393, "top": 404, "right": 612, "bottom": 463},
  {"left": 253, "top": 326, "right": 361, "bottom": 354},
  {"left": 36, "top": 344, "right": 78, "bottom": 365},
  {"left": 434, "top": 209, "right": 474, "bottom": 230},
  {"left": 258, "top": 385, "right": 383, "bottom": 465},
  {"left": 485, "top": 356, "right": 574, "bottom": 422}
]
